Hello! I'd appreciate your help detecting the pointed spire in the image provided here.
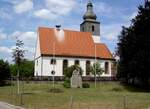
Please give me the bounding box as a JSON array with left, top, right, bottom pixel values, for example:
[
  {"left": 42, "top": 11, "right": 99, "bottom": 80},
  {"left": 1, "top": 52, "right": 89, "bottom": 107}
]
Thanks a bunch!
[{"left": 83, "top": 0, "right": 97, "bottom": 21}]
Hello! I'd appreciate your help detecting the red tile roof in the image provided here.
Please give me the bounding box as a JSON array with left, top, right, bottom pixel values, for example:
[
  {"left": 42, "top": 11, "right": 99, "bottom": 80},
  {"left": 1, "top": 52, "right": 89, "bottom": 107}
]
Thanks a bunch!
[{"left": 38, "top": 27, "right": 113, "bottom": 59}]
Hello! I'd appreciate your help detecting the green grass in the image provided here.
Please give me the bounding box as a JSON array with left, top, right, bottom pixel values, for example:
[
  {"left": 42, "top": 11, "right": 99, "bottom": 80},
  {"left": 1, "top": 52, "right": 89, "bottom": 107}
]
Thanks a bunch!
[{"left": 0, "top": 81, "right": 150, "bottom": 109}]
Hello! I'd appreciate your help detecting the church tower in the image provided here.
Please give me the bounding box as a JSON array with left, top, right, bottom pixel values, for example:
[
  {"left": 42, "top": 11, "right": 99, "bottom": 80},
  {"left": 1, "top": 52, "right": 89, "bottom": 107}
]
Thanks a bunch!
[{"left": 80, "top": 1, "right": 100, "bottom": 43}]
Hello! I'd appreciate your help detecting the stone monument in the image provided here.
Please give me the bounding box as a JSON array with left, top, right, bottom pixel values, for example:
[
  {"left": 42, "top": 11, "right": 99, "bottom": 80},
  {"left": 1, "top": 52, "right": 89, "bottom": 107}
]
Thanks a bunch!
[{"left": 71, "top": 69, "right": 82, "bottom": 88}]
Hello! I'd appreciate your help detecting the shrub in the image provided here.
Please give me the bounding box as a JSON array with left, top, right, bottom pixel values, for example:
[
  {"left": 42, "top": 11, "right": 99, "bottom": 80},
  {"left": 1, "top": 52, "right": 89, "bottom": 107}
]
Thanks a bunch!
[
  {"left": 111, "top": 87, "right": 123, "bottom": 92},
  {"left": 64, "top": 65, "right": 83, "bottom": 78},
  {"left": 82, "top": 83, "right": 90, "bottom": 88},
  {"left": 49, "top": 88, "right": 63, "bottom": 93},
  {"left": 63, "top": 78, "right": 70, "bottom": 88},
  {"left": 0, "top": 59, "right": 10, "bottom": 86}
]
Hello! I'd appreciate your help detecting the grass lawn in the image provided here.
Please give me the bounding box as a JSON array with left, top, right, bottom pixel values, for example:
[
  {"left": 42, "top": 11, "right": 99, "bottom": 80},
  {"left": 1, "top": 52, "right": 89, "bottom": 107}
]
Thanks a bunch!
[{"left": 0, "top": 81, "right": 150, "bottom": 109}]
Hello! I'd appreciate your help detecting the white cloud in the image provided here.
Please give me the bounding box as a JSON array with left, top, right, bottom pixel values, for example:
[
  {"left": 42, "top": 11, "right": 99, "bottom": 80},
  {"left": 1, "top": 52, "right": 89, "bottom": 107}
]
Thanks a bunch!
[
  {"left": 0, "top": 45, "right": 35, "bottom": 62},
  {"left": 96, "top": 2, "right": 112, "bottom": 14},
  {"left": 101, "top": 20, "right": 131, "bottom": 41},
  {"left": 14, "top": 0, "right": 33, "bottom": 13},
  {"left": 34, "top": 9, "right": 58, "bottom": 20},
  {"left": 45, "top": 0, "right": 75, "bottom": 15},
  {"left": 0, "top": 32, "right": 7, "bottom": 40},
  {"left": 10, "top": 31, "right": 37, "bottom": 46},
  {"left": 0, "top": 29, "right": 7, "bottom": 40},
  {"left": 34, "top": 0, "right": 75, "bottom": 20},
  {"left": 101, "top": 24, "right": 123, "bottom": 41},
  {"left": 0, "top": 30, "right": 36, "bottom": 62},
  {"left": 0, "top": 46, "right": 12, "bottom": 54}
]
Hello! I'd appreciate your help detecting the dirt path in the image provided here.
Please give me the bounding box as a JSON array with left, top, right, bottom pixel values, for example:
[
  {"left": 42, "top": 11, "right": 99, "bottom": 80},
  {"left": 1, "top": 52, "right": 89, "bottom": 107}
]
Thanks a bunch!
[{"left": 0, "top": 101, "right": 25, "bottom": 109}]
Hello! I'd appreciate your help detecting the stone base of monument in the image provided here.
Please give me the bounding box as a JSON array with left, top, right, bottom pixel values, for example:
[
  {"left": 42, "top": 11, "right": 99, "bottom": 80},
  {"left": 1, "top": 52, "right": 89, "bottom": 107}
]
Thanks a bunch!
[{"left": 71, "top": 69, "right": 82, "bottom": 88}]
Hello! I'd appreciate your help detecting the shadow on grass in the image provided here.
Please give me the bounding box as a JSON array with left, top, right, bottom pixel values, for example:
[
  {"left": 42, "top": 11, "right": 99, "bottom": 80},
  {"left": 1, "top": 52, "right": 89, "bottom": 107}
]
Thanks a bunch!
[
  {"left": 120, "top": 82, "right": 150, "bottom": 92},
  {"left": 47, "top": 88, "right": 64, "bottom": 93},
  {"left": 22, "top": 92, "right": 34, "bottom": 95}
]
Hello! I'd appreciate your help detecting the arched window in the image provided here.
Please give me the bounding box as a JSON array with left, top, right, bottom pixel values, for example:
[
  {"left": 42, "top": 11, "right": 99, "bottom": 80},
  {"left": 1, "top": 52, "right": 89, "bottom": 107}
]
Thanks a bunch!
[
  {"left": 75, "top": 60, "right": 79, "bottom": 65},
  {"left": 105, "top": 62, "right": 109, "bottom": 74},
  {"left": 50, "top": 59, "right": 56, "bottom": 65},
  {"left": 63, "top": 60, "right": 68, "bottom": 75},
  {"left": 86, "top": 61, "right": 91, "bottom": 75},
  {"left": 92, "top": 25, "right": 95, "bottom": 32}
]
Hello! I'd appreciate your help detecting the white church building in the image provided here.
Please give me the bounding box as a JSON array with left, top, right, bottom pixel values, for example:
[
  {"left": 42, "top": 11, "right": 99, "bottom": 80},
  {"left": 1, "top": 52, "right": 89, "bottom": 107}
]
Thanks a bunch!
[{"left": 34, "top": 1, "right": 116, "bottom": 79}]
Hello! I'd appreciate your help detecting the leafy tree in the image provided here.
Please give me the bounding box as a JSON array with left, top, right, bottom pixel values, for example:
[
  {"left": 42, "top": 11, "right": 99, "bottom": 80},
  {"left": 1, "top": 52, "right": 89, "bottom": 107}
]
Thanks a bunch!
[
  {"left": 12, "top": 39, "right": 25, "bottom": 66},
  {"left": 10, "top": 64, "right": 18, "bottom": 76},
  {"left": 0, "top": 59, "right": 10, "bottom": 86},
  {"left": 64, "top": 65, "right": 83, "bottom": 78},
  {"left": 20, "top": 60, "right": 34, "bottom": 78},
  {"left": 90, "top": 62, "right": 104, "bottom": 77},
  {"left": 117, "top": 1, "right": 150, "bottom": 86},
  {"left": 10, "top": 59, "right": 34, "bottom": 79},
  {"left": 12, "top": 39, "right": 25, "bottom": 94}
]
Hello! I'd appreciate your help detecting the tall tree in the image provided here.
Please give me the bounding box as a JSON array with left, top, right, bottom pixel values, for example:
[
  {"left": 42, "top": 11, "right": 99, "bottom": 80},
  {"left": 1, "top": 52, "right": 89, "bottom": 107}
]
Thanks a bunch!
[
  {"left": 90, "top": 62, "right": 104, "bottom": 88},
  {"left": 12, "top": 39, "right": 25, "bottom": 94},
  {"left": 0, "top": 59, "right": 10, "bottom": 86},
  {"left": 90, "top": 62, "right": 104, "bottom": 77},
  {"left": 10, "top": 59, "right": 34, "bottom": 79},
  {"left": 117, "top": 1, "right": 150, "bottom": 86}
]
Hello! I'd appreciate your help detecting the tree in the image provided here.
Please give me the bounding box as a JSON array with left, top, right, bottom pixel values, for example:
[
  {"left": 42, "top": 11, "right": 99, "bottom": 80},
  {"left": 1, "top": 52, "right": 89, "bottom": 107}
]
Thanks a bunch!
[
  {"left": 10, "top": 59, "right": 34, "bottom": 79},
  {"left": 90, "top": 62, "right": 104, "bottom": 77},
  {"left": 117, "top": 1, "right": 150, "bottom": 86},
  {"left": 0, "top": 59, "right": 10, "bottom": 86},
  {"left": 64, "top": 65, "right": 83, "bottom": 78},
  {"left": 89, "top": 62, "right": 104, "bottom": 88},
  {"left": 12, "top": 39, "right": 25, "bottom": 94}
]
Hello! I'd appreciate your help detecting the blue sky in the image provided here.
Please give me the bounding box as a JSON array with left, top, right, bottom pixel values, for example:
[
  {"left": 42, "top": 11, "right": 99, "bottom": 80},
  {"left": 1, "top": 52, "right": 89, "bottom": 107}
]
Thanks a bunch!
[{"left": 0, "top": 0, "right": 144, "bottom": 62}]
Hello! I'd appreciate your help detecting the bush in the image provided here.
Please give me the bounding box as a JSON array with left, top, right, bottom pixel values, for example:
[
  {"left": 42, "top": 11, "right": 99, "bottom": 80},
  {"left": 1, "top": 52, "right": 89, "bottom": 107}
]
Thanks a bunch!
[
  {"left": 63, "top": 78, "right": 70, "bottom": 88},
  {"left": 0, "top": 59, "right": 10, "bottom": 86},
  {"left": 49, "top": 88, "right": 63, "bottom": 93},
  {"left": 64, "top": 65, "right": 83, "bottom": 78},
  {"left": 111, "top": 87, "right": 123, "bottom": 92},
  {"left": 82, "top": 83, "right": 90, "bottom": 88}
]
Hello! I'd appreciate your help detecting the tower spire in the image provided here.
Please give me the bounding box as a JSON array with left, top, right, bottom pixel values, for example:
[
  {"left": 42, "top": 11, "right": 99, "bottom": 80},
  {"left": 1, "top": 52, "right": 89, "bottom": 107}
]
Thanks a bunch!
[
  {"left": 80, "top": 0, "right": 100, "bottom": 38},
  {"left": 83, "top": 0, "right": 97, "bottom": 21}
]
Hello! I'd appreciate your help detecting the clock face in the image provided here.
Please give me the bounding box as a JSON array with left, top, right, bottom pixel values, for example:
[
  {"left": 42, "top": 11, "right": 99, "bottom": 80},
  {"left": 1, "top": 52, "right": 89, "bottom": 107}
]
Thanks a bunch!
[{"left": 51, "top": 70, "right": 55, "bottom": 75}]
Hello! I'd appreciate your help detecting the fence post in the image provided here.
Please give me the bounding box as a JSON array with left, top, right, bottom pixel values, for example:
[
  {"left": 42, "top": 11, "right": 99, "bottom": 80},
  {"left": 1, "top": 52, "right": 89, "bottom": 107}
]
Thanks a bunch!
[
  {"left": 70, "top": 95, "right": 73, "bottom": 109},
  {"left": 123, "top": 96, "right": 127, "bottom": 109}
]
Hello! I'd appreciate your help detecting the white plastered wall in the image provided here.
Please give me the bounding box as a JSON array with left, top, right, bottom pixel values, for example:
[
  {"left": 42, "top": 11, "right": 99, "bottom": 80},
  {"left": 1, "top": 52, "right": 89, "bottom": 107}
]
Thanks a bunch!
[{"left": 35, "top": 56, "right": 113, "bottom": 77}]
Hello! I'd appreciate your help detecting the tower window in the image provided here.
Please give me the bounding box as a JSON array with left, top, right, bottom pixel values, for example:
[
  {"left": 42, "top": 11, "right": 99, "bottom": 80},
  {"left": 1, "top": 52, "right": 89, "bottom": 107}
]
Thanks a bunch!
[
  {"left": 82, "top": 27, "right": 84, "bottom": 31},
  {"left": 92, "top": 25, "right": 95, "bottom": 32}
]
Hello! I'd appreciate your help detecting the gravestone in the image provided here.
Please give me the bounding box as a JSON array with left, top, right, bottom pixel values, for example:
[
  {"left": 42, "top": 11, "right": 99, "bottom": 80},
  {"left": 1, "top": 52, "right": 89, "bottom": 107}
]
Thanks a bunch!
[{"left": 71, "top": 69, "right": 82, "bottom": 88}]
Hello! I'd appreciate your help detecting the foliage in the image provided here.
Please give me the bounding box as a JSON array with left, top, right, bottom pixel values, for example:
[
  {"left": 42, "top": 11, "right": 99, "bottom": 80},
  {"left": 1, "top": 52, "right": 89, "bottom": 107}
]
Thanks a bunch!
[
  {"left": 90, "top": 62, "right": 104, "bottom": 76},
  {"left": 117, "top": 1, "right": 150, "bottom": 86},
  {"left": 49, "top": 88, "right": 63, "bottom": 93},
  {"left": 12, "top": 39, "right": 25, "bottom": 65},
  {"left": 10, "top": 59, "right": 34, "bottom": 78},
  {"left": 64, "top": 65, "right": 83, "bottom": 78},
  {"left": 82, "top": 83, "right": 90, "bottom": 88},
  {"left": 0, "top": 59, "right": 10, "bottom": 86},
  {"left": 63, "top": 78, "right": 70, "bottom": 88}
]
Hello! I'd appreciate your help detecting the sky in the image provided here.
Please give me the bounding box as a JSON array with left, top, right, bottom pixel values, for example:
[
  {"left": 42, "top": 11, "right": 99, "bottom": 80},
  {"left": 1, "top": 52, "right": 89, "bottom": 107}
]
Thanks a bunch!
[{"left": 0, "top": 0, "right": 144, "bottom": 63}]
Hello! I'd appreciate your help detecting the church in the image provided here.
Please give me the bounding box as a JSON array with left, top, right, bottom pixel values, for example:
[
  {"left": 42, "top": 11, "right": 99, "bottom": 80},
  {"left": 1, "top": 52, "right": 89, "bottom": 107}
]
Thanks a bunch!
[{"left": 34, "top": 1, "right": 116, "bottom": 80}]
